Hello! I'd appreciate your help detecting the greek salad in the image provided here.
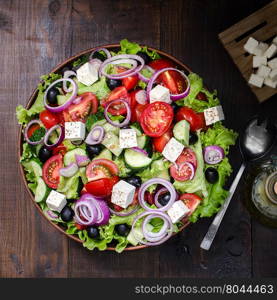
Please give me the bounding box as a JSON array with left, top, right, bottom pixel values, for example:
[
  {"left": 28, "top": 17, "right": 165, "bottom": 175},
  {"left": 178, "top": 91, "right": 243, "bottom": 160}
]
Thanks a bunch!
[{"left": 16, "top": 39, "right": 238, "bottom": 253}]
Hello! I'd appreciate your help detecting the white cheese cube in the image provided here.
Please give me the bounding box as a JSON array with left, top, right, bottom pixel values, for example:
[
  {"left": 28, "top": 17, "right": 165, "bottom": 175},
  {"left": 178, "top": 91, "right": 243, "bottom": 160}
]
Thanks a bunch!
[
  {"left": 149, "top": 84, "right": 171, "bottom": 104},
  {"left": 257, "top": 65, "right": 271, "bottom": 78},
  {"left": 264, "top": 77, "right": 277, "bottom": 88},
  {"left": 119, "top": 129, "right": 137, "bottom": 149},
  {"left": 111, "top": 180, "right": 136, "bottom": 209},
  {"left": 65, "top": 122, "right": 86, "bottom": 141},
  {"left": 253, "top": 42, "right": 269, "bottom": 56},
  {"left": 269, "top": 69, "right": 277, "bottom": 81},
  {"left": 272, "top": 36, "right": 277, "bottom": 45},
  {"left": 167, "top": 200, "right": 190, "bottom": 223},
  {"left": 268, "top": 58, "right": 277, "bottom": 70},
  {"left": 162, "top": 137, "right": 184, "bottom": 163},
  {"left": 248, "top": 74, "right": 264, "bottom": 88},
  {"left": 203, "top": 105, "right": 225, "bottom": 126},
  {"left": 46, "top": 190, "right": 67, "bottom": 213},
  {"left": 243, "top": 37, "right": 259, "bottom": 54},
  {"left": 76, "top": 62, "right": 99, "bottom": 86},
  {"left": 253, "top": 55, "right": 267, "bottom": 68},
  {"left": 263, "top": 43, "right": 277, "bottom": 59}
]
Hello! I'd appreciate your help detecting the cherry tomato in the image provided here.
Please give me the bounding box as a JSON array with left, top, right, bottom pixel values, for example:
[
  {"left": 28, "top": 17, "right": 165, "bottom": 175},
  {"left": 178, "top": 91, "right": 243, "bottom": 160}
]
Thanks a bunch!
[
  {"left": 196, "top": 92, "right": 207, "bottom": 101},
  {"left": 27, "top": 124, "right": 41, "bottom": 138},
  {"left": 42, "top": 154, "right": 63, "bottom": 189},
  {"left": 175, "top": 107, "right": 205, "bottom": 131},
  {"left": 75, "top": 223, "right": 87, "bottom": 230},
  {"left": 134, "top": 103, "right": 147, "bottom": 122},
  {"left": 52, "top": 143, "right": 67, "bottom": 156},
  {"left": 86, "top": 159, "right": 119, "bottom": 182},
  {"left": 153, "top": 127, "right": 173, "bottom": 153},
  {"left": 85, "top": 177, "right": 116, "bottom": 197},
  {"left": 39, "top": 110, "right": 59, "bottom": 129},
  {"left": 149, "top": 58, "right": 175, "bottom": 71},
  {"left": 140, "top": 102, "right": 173, "bottom": 137},
  {"left": 179, "top": 193, "right": 202, "bottom": 214},
  {"left": 122, "top": 75, "right": 139, "bottom": 91}
]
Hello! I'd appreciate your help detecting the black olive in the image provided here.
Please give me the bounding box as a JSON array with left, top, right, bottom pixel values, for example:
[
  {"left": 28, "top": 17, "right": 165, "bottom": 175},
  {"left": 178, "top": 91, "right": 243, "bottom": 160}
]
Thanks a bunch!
[
  {"left": 189, "top": 132, "right": 198, "bottom": 145},
  {"left": 125, "top": 176, "right": 142, "bottom": 188},
  {"left": 106, "top": 78, "right": 122, "bottom": 90},
  {"left": 158, "top": 192, "right": 171, "bottom": 206},
  {"left": 205, "top": 167, "right": 219, "bottom": 184},
  {"left": 136, "top": 51, "right": 151, "bottom": 64},
  {"left": 60, "top": 206, "right": 74, "bottom": 222},
  {"left": 38, "top": 146, "right": 52, "bottom": 163},
  {"left": 86, "top": 144, "right": 102, "bottom": 159},
  {"left": 115, "top": 224, "right": 131, "bottom": 237},
  {"left": 171, "top": 102, "right": 179, "bottom": 113},
  {"left": 92, "top": 51, "right": 106, "bottom": 62},
  {"left": 87, "top": 226, "right": 100, "bottom": 239},
  {"left": 47, "top": 87, "right": 59, "bottom": 105}
]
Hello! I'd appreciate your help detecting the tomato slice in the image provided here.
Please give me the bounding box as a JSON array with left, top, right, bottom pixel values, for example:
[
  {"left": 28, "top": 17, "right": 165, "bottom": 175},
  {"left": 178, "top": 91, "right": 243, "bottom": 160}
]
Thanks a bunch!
[
  {"left": 175, "top": 107, "right": 205, "bottom": 132},
  {"left": 85, "top": 177, "right": 116, "bottom": 197},
  {"left": 196, "top": 92, "right": 207, "bottom": 101},
  {"left": 140, "top": 102, "right": 173, "bottom": 137},
  {"left": 170, "top": 162, "right": 194, "bottom": 181},
  {"left": 86, "top": 159, "right": 119, "bottom": 182},
  {"left": 63, "top": 92, "right": 97, "bottom": 122},
  {"left": 27, "top": 124, "right": 41, "bottom": 138},
  {"left": 101, "top": 86, "right": 130, "bottom": 116},
  {"left": 122, "top": 75, "right": 139, "bottom": 91},
  {"left": 153, "top": 127, "right": 173, "bottom": 152},
  {"left": 149, "top": 58, "right": 175, "bottom": 71},
  {"left": 179, "top": 193, "right": 202, "bottom": 214},
  {"left": 75, "top": 223, "right": 87, "bottom": 230},
  {"left": 52, "top": 143, "right": 67, "bottom": 156},
  {"left": 176, "top": 148, "right": 198, "bottom": 168},
  {"left": 39, "top": 110, "right": 59, "bottom": 129},
  {"left": 42, "top": 154, "right": 63, "bottom": 189},
  {"left": 134, "top": 103, "right": 147, "bottom": 123}
]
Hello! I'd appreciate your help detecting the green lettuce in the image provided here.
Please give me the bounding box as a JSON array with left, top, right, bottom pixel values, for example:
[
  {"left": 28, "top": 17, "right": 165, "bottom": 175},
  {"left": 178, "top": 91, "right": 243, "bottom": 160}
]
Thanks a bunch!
[
  {"left": 78, "top": 76, "right": 110, "bottom": 99},
  {"left": 20, "top": 143, "right": 38, "bottom": 162},
  {"left": 114, "top": 156, "right": 132, "bottom": 178}
]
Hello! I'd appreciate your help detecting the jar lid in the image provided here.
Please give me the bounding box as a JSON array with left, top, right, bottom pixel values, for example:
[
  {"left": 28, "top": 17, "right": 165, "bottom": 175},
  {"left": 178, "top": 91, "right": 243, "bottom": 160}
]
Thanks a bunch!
[{"left": 265, "top": 171, "right": 277, "bottom": 204}]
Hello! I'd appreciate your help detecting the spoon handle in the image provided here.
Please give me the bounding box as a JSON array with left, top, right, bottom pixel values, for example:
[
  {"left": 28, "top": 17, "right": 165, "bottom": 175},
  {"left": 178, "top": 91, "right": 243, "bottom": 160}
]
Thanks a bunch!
[{"left": 200, "top": 163, "right": 246, "bottom": 251}]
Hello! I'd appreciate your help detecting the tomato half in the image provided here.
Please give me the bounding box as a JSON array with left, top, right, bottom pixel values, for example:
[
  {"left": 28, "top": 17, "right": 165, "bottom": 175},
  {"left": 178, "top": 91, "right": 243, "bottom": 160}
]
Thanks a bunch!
[
  {"left": 175, "top": 107, "right": 205, "bottom": 132},
  {"left": 134, "top": 103, "right": 147, "bottom": 123},
  {"left": 149, "top": 58, "right": 175, "bottom": 71},
  {"left": 176, "top": 148, "right": 198, "bottom": 168},
  {"left": 86, "top": 159, "right": 119, "bottom": 182},
  {"left": 122, "top": 75, "right": 139, "bottom": 91},
  {"left": 85, "top": 177, "right": 116, "bottom": 197},
  {"left": 140, "top": 102, "right": 173, "bottom": 137},
  {"left": 42, "top": 154, "right": 63, "bottom": 189},
  {"left": 153, "top": 127, "right": 173, "bottom": 152},
  {"left": 179, "top": 193, "right": 202, "bottom": 214},
  {"left": 170, "top": 162, "right": 194, "bottom": 181},
  {"left": 39, "top": 110, "right": 59, "bottom": 129}
]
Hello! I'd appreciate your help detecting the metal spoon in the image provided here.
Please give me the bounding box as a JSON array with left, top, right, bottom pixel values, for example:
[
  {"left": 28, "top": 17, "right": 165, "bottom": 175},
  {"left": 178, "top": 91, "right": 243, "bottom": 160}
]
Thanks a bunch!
[{"left": 200, "top": 116, "right": 276, "bottom": 251}]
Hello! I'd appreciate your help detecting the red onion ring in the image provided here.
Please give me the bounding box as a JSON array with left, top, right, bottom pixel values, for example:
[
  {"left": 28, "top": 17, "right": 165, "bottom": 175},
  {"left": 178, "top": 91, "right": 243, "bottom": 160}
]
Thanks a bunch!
[
  {"left": 85, "top": 125, "right": 105, "bottom": 145},
  {"left": 59, "top": 162, "right": 78, "bottom": 177},
  {"left": 131, "top": 147, "right": 148, "bottom": 156},
  {"left": 45, "top": 210, "right": 59, "bottom": 220},
  {"left": 147, "top": 68, "right": 190, "bottom": 101},
  {"left": 138, "top": 178, "right": 176, "bottom": 212},
  {"left": 138, "top": 65, "right": 155, "bottom": 83},
  {"left": 24, "top": 120, "right": 45, "bottom": 145},
  {"left": 154, "top": 187, "right": 168, "bottom": 208},
  {"left": 89, "top": 47, "right": 111, "bottom": 60},
  {"left": 134, "top": 90, "right": 147, "bottom": 105},
  {"left": 142, "top": 214, "right": 169, "bottom": 241},
  {"left": 109, "top": 205, "right": 139, "bottom": 217},
  {"left": 104, "top": 99, "right": 131, "bottom": 127},
  {"left": 74, "top": 198, "right": 98, "bottom": 226},
  {"left": 203, "top": 145, "right": 225, "bottom": 165},
  {"left": 75, "top": 154, "right": 90, "bottom": 167},
  {"left": 63, "top": 70, "right": 77, "bottom": 93},
  {"left": 44, "top": 78, "right": 77, "bottom": 113},
  {"left": 43, "top": 124, "right": 65, "bottom": 150}
]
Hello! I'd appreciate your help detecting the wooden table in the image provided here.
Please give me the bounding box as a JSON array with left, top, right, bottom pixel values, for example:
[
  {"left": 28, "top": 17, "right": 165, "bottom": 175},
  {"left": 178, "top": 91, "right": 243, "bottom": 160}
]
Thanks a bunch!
[{"left": 0, "top": 0, "right": 276, "bottom": 278}]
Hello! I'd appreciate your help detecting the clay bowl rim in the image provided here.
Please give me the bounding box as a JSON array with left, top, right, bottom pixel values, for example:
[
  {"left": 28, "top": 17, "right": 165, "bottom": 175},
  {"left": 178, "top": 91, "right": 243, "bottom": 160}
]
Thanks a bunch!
[{"left": 18, "top": 43, "right": 191, "bottom": 252}]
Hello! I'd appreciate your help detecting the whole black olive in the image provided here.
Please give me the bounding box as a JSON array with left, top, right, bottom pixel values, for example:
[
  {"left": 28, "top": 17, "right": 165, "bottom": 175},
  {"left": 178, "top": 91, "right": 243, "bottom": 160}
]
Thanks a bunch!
[
  {"left": 205, "top": 167, "right": 219, "bottom": 184},
  {"left": 87, "top": 226, "right": 100, "bottom": 239},
  {"left": 125, "top": 176, "right": 142, "bottom": 188},
  {"left": 158, "top": 192, "right": 171, "bottom": 206},
  {"left": 136, "top": 51, "right": 151, "bottom": 64},
  {"left": 47, "top": 87, "right": 59, "bottom": 105},
  {"left": 115, "top": 224, "right": 131, "bottom": 237},
  {"left": 86, "top": 144, "right": 102, "bottom": 159},
  {"left": 106, "top": 78, "right": 122, "bottom": 90},
  {"left": 38, "top": 146, "right": 52, "bottom": 163},
  {"left": 60, "top": 206, "right": 74, "bottom": 222},
  {"left": 189, "top": 132, "right": 198, "bottom": 145}
]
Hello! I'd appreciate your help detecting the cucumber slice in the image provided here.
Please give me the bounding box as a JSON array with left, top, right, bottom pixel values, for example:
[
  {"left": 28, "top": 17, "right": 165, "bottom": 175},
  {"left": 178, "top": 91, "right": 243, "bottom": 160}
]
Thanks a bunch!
[
  {"left": 35, "top": 177, "right": 49, "bottom": 202},
  {"left": 91, "top": 119, "right": 107, "bottom": 129},
  {"left": 79, "top": 167, "right": 88, "bottom": 185},
  {"left": 137, "top": 134, "right": 148, "bottom": 149},
  {"left": 151, "top": 160, "right": 170, "bottom": 181},
  {"left": 93, "top": 149, "right": 112, "bottom": 160},
  {"left": 130, "top": 124, "right": 143, "bottom": 137},
  {"left": 173, "top": 120, "right": 190, "bottom": 146},
  {"left": 22, "top": 159, "right": 42, "bottom": 179},
  {"left": 102, "top": 122, "right": 120, "bottom": 136},
  {"left": 66, "top": 177, "right": 83, "bottom": 199},
  {"left": 127, "top": 224, "right": 153, "bottom": 246},
  {"left": 57, "top": 94, "right": 70, "bottom": 106},
  {"left": 64, "top": 148, "right": 87, "bottom": 166},
  {"left": 124, "top": 149, "right": 152, "bottom": 170},
  {"left": 101, "top": 132, "right": 122, "bottom": 156}
]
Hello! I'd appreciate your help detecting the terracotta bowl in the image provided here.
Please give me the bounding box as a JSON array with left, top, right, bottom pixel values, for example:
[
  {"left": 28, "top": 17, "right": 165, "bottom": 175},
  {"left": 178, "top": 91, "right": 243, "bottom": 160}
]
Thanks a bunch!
[{"left": 18, "top": 44, "right": 191, "bottom": 251}]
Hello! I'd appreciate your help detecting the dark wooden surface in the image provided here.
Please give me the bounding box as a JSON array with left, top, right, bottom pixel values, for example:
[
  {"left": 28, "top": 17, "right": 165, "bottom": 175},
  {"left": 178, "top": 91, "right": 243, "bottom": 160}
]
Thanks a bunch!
[{"left": 0, "top": 0, "right": 276, "bottom": 278}]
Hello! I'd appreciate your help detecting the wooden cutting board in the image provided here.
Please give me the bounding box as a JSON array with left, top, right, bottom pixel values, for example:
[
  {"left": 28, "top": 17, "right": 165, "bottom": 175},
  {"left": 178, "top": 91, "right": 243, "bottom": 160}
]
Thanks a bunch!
[{"left": 219, "top": 0, "right": 277, "bottom": 102}]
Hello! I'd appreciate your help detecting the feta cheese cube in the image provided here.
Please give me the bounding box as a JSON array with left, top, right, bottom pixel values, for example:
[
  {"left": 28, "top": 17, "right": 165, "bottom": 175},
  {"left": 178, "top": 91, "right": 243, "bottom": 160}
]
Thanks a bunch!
[
  {"left": 264, "top": 77, "right": 277, "bottom": 88},
  {"left": 263, "top": 43, "right": 277, "bottom": 59},
  {"left": 269, "top": 69, "right": 277, "bottom": 81},
  {"left": 257, "top": 65, "right": 271, "bottom": 78},
  {"left": 119, "top": 129, "right": 137, "bottom": 149},
  {"left": 203, "top": 105, "right": 225, "bottom": 126},
  {"left": 248, "top": 73, "right": 264, "bottom": 88},
  {"left": 243, "top": 37, "right": 259, "bottom": 54},
  {"left": 162, "top": 137, "right": 184, "bottom": 163},
  {"left": 272, "top": 35, "right": 277, "bottom": 45},
  {"left": 111, "top": 180, "right": 136, "bottom": 209},
  {"left": 76, "top": 62, "right": 99, "bottom": 86},
  {"left": 253, "top": 55, "right": 267, "bottom": 68},
  {"left": 65, "top": 122, "right": 86, "bottom": 141},
  {"left": 167, "top": 200, "right": 190, "bottom": 223},
  {"left": 268, "top": 58, "right": 277, "bottom": 70},
  {"left": 149, "top": 84, "right": 171, "bottom": 104},
  {"left": 253, "top": 42, "right": 269, "bottom": 56},
  {"left": 46, "top": 190, "right": 67, "bottom": 213}
]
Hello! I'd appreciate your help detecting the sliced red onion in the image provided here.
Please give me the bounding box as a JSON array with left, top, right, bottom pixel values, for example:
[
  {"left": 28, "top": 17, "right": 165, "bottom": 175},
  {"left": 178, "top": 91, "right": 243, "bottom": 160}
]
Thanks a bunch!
[
  {"left": 131, "top": 147, "right": 148, "bottom": 156},
  {"left": 92, "top": 198, "right": 110, "bottom": 226},
  {"left": 154, "top": 187, "right": 168, "bottom": 208},
  {"left": 177, "top": 162, "right": 195, "bottom": 180},
  {"left": 85, "top": 125, "right": 105, "bottom": 145},
  {"left": 147, "top": 68, "right": 190, "bottom": 101},
  {"left": 59, "top": 162, "right": 78, "bottom": 177},
  {"left": 44, "top": 78, "right": 77, "bottom": 113},
  {"left": 131, "top": 211, "right": 173, "bottom": 246},
  {"left": 43, "top": 124, "right": 65, "bottom": 149},
  {"left": 203, "top": 145, "right": 224, "bottom": 165},
  {"left": 134, "top": 90, "right": 147, "bottom": 105},
  {"left": 24, "top": 120, "right": 45, "bottom": 145},
  {"left": 142, "top": 214, "right": 169, "bottom": 241},
  {"left": 104, "top": 99, "right": 131, "bottom": 127},
  {"left": 138, "top": 65, "right": 155, "bottom": 83},
  {"left": 75, "top": 154, "right": 90, "bottom": 167},
  {"left": 63, "top": 70, "right": 77, "bottom": 93},
  {"left": 138, "top": 178, "right": 176, "bottom": 212},
  {"left": 99, "top": 54, "right": 145, "bottom": 80},
  {"left": 109, "top": 205, "right": 139, "bottom": 217},
  {"left": 44, "top": 209, "right": 59, "bottom": 220},
  {"left": 89, "top": 47, "right": 111, "bottom": 60}
]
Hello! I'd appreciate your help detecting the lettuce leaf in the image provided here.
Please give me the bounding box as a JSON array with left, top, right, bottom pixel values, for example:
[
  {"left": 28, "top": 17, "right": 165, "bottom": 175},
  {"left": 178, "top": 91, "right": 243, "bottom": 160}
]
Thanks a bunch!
[
  {"left": 78, "top": 76, "right": 110, "bottom": 99},
  {"left": 114, "top": 156, "right": 132, "bottom": 178}
]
